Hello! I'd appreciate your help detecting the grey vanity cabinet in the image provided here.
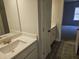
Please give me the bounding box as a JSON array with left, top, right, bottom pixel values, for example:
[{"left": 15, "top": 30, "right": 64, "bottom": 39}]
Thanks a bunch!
[
  {"left": 24, "top": 49, "right": 38, "bottom": 59},
  {"left": 14, "top": 42, "right": 38, "bottom": 59}
]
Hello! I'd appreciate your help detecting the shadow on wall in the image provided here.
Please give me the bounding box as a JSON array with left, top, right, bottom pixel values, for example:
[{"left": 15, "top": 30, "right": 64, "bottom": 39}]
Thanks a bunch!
[{"left": 0, "top": 0, "right": 9, "bottom": 35}]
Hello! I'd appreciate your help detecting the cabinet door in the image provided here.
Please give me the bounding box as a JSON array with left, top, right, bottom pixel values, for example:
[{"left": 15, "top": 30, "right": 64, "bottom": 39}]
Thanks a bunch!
[
  {"left": 25, "top": 49, "right": 38, "bottom": 59},
  {"left": 14, "top": 42, "right": 37, "bottom": 59}
]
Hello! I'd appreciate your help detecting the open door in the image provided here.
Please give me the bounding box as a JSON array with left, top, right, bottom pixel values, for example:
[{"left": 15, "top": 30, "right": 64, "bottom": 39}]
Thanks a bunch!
[{"left": 38, "top": 0, "right": 52, "bottom": 59}]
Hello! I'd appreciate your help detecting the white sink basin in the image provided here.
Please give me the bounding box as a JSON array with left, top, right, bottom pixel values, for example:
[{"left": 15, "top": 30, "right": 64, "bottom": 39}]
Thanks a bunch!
[{"left": 0, "top": 40, "right": 26, "bottom": 54}]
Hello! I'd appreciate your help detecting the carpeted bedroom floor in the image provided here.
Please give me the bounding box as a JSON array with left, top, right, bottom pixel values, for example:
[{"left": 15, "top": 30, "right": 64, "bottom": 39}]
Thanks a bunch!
[{"left": 46, "top": 40, "right": 79, "bottom": 59}]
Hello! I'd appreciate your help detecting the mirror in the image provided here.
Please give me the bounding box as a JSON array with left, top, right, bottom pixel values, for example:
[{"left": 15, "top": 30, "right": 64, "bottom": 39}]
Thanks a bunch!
[
  {"left": 0, "top": 0, "right": 38, "bottom": 36},
  {"left": 0, "top": 0, "right": 9, "bottom": 35}
]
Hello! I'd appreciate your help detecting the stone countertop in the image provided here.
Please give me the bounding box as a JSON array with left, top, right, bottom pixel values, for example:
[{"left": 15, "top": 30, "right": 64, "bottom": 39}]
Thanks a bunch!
[{"left": 0, "top": 33, "right": 37, "bottom": 59}]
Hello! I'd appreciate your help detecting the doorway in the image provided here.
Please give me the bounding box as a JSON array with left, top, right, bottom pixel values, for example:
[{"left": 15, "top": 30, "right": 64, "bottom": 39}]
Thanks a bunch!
[
  {"left": 61, "top": 0, "right": 79, "bottom": 58},
  {"left": 61, "top": 1, "right": 79, "bottom": 42}
]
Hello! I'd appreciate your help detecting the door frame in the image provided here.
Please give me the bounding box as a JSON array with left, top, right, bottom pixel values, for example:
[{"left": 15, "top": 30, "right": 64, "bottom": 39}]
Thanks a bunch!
[{"left": 38, "top": 0, "right": 52, "bottom": 59}]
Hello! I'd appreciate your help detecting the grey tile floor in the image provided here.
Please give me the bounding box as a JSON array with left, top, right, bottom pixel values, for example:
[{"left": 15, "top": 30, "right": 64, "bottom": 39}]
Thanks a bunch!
[{"left": 46, "top": 41, "right": 79, "bottom": 59}]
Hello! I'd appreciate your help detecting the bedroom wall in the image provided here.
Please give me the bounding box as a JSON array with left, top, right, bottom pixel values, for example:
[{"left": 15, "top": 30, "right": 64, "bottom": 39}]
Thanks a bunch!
[
  {"left": 61, "top": 1, "right": 79, "bottom": 40},
  {"left": 62, "top": 1, "right": 79, "bottom": 26}
]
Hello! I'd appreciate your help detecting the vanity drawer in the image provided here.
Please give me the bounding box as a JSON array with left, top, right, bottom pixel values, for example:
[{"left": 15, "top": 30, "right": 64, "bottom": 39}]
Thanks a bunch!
[{"left": 13, "top": 42, "right": 37, "bottom": 59}]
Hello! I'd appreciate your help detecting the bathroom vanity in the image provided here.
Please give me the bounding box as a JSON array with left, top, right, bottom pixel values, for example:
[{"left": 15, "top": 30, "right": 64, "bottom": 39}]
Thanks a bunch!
[
  {"left": 1, "top": 0, "right": 56, "bottom": 59},
  {"left": 0, "top": 33, "right": 38, "bottom": 59}
]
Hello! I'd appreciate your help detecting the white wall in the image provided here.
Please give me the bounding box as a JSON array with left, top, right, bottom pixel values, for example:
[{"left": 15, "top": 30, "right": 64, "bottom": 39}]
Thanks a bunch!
[
  {"left": 57, "top": 0, "right": 64, "bottom": 41},
  {"left": 17, "top": 0, "right": 38, "bottom": 34},
  {"left": 51, "top": 0, "right": 64, "bottom": 41},
  {"left": 51, "top": 0, "right": 57, "bottom": 28},
  {"left": 3, "top": 0, "right": 21, "bottom": 32}
]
